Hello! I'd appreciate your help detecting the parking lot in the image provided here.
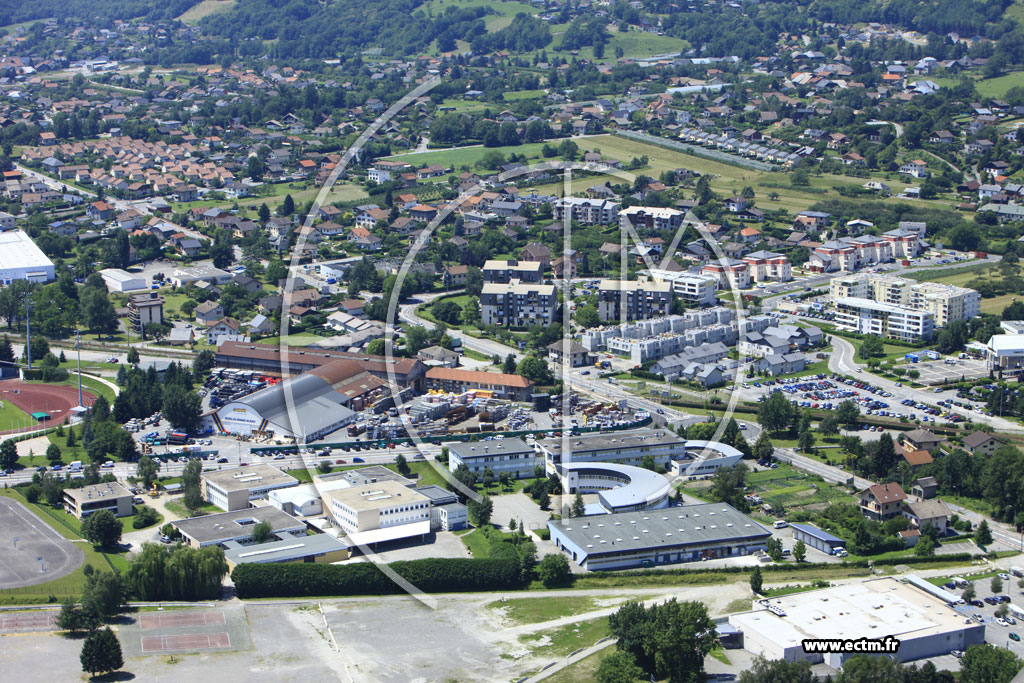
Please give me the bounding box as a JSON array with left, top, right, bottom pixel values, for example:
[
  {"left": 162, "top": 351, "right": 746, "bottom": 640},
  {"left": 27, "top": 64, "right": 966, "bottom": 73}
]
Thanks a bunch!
[
  {"left": 899, "top": 358, "right": 990, "bottom": 385},
  {"left": 941, "top": 572, "right": 1024, "bottom": 659}
]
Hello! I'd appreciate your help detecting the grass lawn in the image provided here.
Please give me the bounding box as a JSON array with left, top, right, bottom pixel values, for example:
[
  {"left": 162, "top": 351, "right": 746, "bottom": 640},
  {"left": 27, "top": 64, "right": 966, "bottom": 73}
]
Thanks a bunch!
[
  {"left": 975, "top": 71, "right": 1024, "bottom": 98},
  {"left": 0, "top": 398, "right": 34, "bottom": 431},
  {"left": 487, "top": 596, "right": 601, "bottom": 625},
  {"left": 256, "top": 333, "right": 326, "bottom": 347},
  {"left": 164, "top": 498, "right": 220, "bottom": 518},
  {"left": 543, "top": 648, "right": 613, "bottom": 683},
  {"left": 177, "top": 0, "right": 236, "bottom": 24},
  {"left": 459, "top": 527, "right": 492, "bottom": 557},
  {"left": 520, "top": 617, "right": 611, "bottom": 658},
  {"left": 387, "top": 141, "right": 551, "bottom": 171}
]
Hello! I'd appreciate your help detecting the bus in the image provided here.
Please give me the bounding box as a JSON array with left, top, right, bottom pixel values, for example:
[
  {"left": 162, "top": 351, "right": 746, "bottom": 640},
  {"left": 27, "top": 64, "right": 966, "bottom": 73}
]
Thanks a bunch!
[{"left": 166, "top": 432, "right": 189, "bottom": 445}]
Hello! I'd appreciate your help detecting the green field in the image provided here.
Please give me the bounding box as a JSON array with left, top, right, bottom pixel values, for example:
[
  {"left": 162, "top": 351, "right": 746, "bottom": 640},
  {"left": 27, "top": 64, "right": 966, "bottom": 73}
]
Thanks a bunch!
[
  {"left": 543, "top": 648, "right": 613, "bottom": 683},
  {"left": 171, "top": 181, "right": 367, "bottom": 215},
  {"left": 388, "top": 141, "right": 551, "bottom": 170},
  {"left": 487, "top": 596, "right": 602, "bottom": 624},
  {"left": 0, "top": 398, "right": 34, "bottom": 431},
  {"left": 519, "top": 616, "right": 611, "bottom": 658},
  {"left": 975, "top": 71, "right": 1024, "bottom": 98},
  {"left": 176, "top": 0, "right": 237, "bottom": 24}
]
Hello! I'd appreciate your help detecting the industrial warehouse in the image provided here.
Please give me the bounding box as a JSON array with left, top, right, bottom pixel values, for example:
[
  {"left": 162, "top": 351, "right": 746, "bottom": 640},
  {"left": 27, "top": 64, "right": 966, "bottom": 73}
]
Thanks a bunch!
[
  {"left": 547, "top": 503, "right": 772, "bottom": 571},
  {"left": 728, "top": 577, "right": 986, "bottom": 666}
]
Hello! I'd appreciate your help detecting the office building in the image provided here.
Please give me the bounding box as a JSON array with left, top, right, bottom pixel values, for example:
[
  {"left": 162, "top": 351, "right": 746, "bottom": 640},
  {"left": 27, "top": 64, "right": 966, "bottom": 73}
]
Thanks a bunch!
[
  {"left": 173, "top": 507, "right": 306, "bottom": 548},
  {"left": 0, "top": 230, "right": 54, "bottom": 283},
  {"left": 223, "top": 534, "right": 350, "bottom": 571},
  {"left": 480, "top": 281, "right": 557, "bottom": 327},
  {"left": 323, "top": 481, "right": 431, "bottom": 546},
  {"left": 597, "top": 279, "right": 672, "bottom": 322},
  {"left": 729, "top": 578, "right": 984, "bottom": 666},
  {"left": 558, "top": 462, "right": 672, "bottom": 513},
  {"left": 448, "top": 437, "right": 538, "bottom": 480},
  {"left": 415, "top": 485, "right": 469, "bottom": 531},
  {"left": 63, "top": 482, "right": 133, "bottom": 520},
  {"left": 201, "top": 465, "right": 299, "bottom": 512},
  {"left": 548, "top": 503, "right": 771, "bottom": 571},
  {"left": 537, "top": 429, "right": 686, "bottom": 469}
]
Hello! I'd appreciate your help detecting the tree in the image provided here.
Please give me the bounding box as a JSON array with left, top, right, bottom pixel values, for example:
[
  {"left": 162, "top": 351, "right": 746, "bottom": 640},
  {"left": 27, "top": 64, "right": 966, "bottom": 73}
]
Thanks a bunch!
[
  {"left": 596, "top": 651, "right": 644, "bottom": 683},
  {"left": 80, "top": 627, "right": 123, "bottom": 677},
  {"left": 81, "top": 510, "right": 122, "bottom": 548},
  {"left": 537, "top": 553, "right": 572, "bottom": 587},
  {"left": 182, "top": 459, "right": 202, "bottom": 489},
  {"left": 960, "top": 643, "right": 1023, "bottom": 683},
  {"left": 251, "top": 521, "right": 274, "bottom": 544},
  {"left": 0, "top": 438, "right": 16, "bottom": 470},
  {"left": 81, "top": 571, "right": 124, "bottom": 618},
  {"left": 738, "top": 657, "right": 815, "bottom": 683},
  {"left": 57, "top": 597, "right": 85, "bottom": 633},
  {"left": 963, "top": 583, "right": 976, "bottom": 601},
  {"left": 394, "top": 453, "right": 410, "bottom": 475},
  {"left": 516, "top": 355, "right": 553, "bottom": 385},
  {"left": 976, "top": 519, "right": 993, "bottom": 546},
  {"left": 498, "top": 471, "right": 511, "bottom": 490},
  {"left": 192, "top": 349, "right": 215, "bottom": 375},
  {"left": 750, "top": 566, "right": 763, "bottom": 594},
  {"left": 992, "top": 575, "right": 1004, "bottom": 594},
  {"left": 574, "top": 304, "right": 601, "bottom": 328},
  {"left": 163, "top": 384, "right": 202, "bottom": 434},
  {"left": 258, "top": 203, "right": 271, "bottom": 223},
  {"left": 914, "top": 535, "right": 936, "bottom": 557},
  {"left": 280, "top": 194, "right": 295, "bottom": 216},
  {"left": 798, "top": 429, "right": 815, "bottom": 453},
  {"left": 538, "top": 488, "right": 550, "bottom": 510},
  {"left": 571, "top": 492, "right": 586, "bottom": 517},
  {"left": 836, "top": 400, "right": 861, "bottom": 427},
  {"left": 183, "top": 485, "right": 205, "bottom": 517},
  {"left": 858, "top": 335, "right": 884, "bottom": 359},
  {"left": 609, "top": 598, "right": 715, "bottom": 683},
  {"left": 79, "top": 287, "right": 118, "bottom": 337},
  {"left": 468, "top": 495, "right": 493, "bottom": 527},
  {"left": 819, "top": 415, "right": 839, "bottom": 437},
  {"left": 793, "top": 539, "right": 806, "bottom": 563},
  {"left": 757, "top": 391, "right": 794, "bottom": 433},
  {"left": 754, "top": 432, "right": 774, "bottom": 462},
  {"left": 502, "top": 354, "right": 517, "bottom": 374},
  {"left": 136, "top": 456, "right": 160, "bottom": 488},
  {"left": 126, "top": 347, "right": 140, "bottom": 365}
]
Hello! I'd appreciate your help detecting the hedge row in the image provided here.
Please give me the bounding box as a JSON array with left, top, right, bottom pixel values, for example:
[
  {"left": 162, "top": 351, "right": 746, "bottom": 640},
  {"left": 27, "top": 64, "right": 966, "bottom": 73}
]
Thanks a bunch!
[{"left": 232, "top": 557, "right": 522, "bottom": 598}]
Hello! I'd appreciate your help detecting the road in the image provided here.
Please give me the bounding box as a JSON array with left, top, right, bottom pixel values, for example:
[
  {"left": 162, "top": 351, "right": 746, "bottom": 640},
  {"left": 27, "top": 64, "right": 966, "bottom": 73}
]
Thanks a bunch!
[
  {"left": 398, "top": 295, "right": 526, "bottom": 363},
  {"left": 828, "top": 336, "right": 1024, "bottom": 433}
]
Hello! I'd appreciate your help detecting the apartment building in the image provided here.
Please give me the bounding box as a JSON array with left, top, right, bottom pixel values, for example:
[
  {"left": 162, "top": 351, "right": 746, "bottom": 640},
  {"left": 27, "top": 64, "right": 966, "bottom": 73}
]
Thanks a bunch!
[
  {"left": 742, "top": 250, "right": 792, "bottom": 282},
  {"left": 881, "top": 228, "right": 923, "bottom": 258},
  {"left": 553, "top": 197, "right": 620, "bottom": 225},
  {"left": 646, "top": 270, "right": 717, "bottom": 306},
  {"left": 619, "top": 206, "right": 686, "bottom": 233},
  {"left": 833, "top": 297, "right": 935, "bottom": 342},
  {"left": 481, "top": 259, "right": 544, "bottom": 284},
  {"left": 480, "top": 280, "right": 557, "bottom": 327},
  {"left": 127, "top": 291, "right": 164, "bottom": 335},
  {"left": 701, "top": 259, "right": 752, "bottom": 290},
  {"left": 597, "top": 279, "right": 672, "bottom": 322},
  {"left": 829, "top": 274, "right": 979, "bottom": 329}
]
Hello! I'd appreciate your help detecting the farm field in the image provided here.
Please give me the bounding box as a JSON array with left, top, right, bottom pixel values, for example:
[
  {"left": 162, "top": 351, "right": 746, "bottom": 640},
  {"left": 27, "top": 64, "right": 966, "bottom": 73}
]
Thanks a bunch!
[
  {"left": 176, "top": 0, "right": 236, "bottom": 24},
  {"left": 974, "top": 71, "right": 1024, "bottom": 98}
]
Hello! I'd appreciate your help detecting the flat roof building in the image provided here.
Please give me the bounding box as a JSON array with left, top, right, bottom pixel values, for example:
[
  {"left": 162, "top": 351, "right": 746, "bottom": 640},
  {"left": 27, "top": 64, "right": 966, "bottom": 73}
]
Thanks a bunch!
[
  {"left": 729, "top": 578, "right": 985, "bottom": 667},
  {"left": 833, "top": 296, "right": 934, "bottom": 342},
  {"left": 324, "top": 481, "right": 431, "bottom": 546},
  {"left": 99, "top": 268, "right": 146, "bottom": 293},
  {"left": 223, "top": 533, "right": 350, "bottom": 571},
  {"left": 424, "top": 367, "right": 534, "bottom": 401},
  {"left": 548, "top": 503, "right": 771, "bottom": 571},
  {"left": 538, "top": 429, "right": 686, "bottom": 469},
  {"left": 63, "top": 482, "right": 133, "bottom": 519},
  {"left": 597, "top": 279, "right": 672, "bottom": 322},
  {"left": 0, "top": 230, "right": 55, "bottom": 284},
  {"left": 559, "top": 462, "right": 672, "bottom": 513},
  {"left": 448, "top": 437, "right": 538, "bottom": 480},
  {"left": 201, "top": 465, "right": 299, "bottom": 512},
  {"left": 173, "top": 507, "right": 306, "bottom": 548}
]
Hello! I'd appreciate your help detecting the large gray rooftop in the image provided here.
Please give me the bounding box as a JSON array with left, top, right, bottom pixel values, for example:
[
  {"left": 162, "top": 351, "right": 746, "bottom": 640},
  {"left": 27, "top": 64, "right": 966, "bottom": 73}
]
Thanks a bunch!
[
  {"left": 550, "top": 503, "right": 771, "bottom": 556},
  {"left": 172, "top": 506, "right": 305, "bottom": 545}
]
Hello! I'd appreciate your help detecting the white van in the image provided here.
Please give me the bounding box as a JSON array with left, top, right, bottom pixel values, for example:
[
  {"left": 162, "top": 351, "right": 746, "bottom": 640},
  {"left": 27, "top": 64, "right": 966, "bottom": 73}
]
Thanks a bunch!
[
  {"left": 773, "top": 520, "right": 788, "bottom": 529},
  {"left": 68, "top": 460, "right": 83, "bottom": 472}
]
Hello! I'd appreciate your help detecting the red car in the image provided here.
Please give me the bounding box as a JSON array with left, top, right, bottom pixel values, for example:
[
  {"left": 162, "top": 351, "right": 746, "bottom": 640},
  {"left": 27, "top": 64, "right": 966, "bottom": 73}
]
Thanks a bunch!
[{"left": 335, "top": 459, "right": 347, "bottom": 465}]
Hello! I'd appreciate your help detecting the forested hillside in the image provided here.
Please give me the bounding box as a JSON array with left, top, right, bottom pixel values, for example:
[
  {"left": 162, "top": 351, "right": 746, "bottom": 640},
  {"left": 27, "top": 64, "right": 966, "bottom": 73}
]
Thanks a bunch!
[{"left": 0, "top": 0, "right": 200, "bottom": 26}]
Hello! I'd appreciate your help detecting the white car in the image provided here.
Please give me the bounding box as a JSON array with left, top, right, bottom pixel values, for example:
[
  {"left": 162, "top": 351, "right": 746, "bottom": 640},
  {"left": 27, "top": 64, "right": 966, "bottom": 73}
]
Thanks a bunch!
[
  {"left": 1000, "top": 573, "right": 1011, "bottom": 581},
  {"left": 997, "top": 618, "right": 1010, "bottom": 627}
]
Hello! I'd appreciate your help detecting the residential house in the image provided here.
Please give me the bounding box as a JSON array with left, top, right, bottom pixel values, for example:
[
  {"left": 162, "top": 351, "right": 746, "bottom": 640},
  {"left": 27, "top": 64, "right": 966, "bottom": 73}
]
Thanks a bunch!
[
  {"left": 858, "top": 482, "right": 907, "bottom": 521},
  {"left": 962, "top": 431, "right": 1004, "bottom": 456}
]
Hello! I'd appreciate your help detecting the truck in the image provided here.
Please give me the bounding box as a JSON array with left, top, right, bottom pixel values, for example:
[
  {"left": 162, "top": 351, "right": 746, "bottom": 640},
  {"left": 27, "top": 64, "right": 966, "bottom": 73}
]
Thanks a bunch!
[
  {"left": 68, "top": 460, "right": 83, "bottom": 472},
  {"left": 1011, "top": 604, "right": 1024, "bottom": 621},
  {"left": 951, "top": 577, "right": 970, "bottom": 588},
  {"left": 1011, "top": 567, "right": 1024, "bottom": 578}
]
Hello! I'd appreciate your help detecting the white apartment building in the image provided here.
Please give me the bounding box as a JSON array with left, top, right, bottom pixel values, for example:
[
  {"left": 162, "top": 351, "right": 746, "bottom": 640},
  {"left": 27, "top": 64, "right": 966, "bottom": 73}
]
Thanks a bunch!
[
  {"left": 742, "top": 250, "right": 792, "bottom": 282},
  {"left": 619, "top": 206, "right": 686, "bottom": 233},
  {"left": 829, "top": 274, "right": 979, "bottom": 329},
  {"left": 834, "top": 297, "right": 935, "bottom": 342},
  {"left": 553, "top": 197, "right": 620, "bottom": 225},
  {"left": 647, "top": 270, "right": 717, "bottom": 306},
  {"left": 480, "top": 281, "right": 557, "bottom": 327},
  {"left": 597, "top": 279, "right": 672, "bottom": 322},
  {"left": 701, "top": 259, "right": 752, "bottom": 290}
]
